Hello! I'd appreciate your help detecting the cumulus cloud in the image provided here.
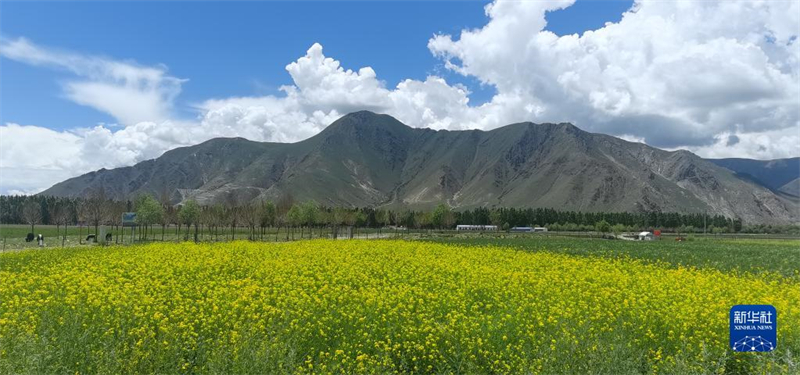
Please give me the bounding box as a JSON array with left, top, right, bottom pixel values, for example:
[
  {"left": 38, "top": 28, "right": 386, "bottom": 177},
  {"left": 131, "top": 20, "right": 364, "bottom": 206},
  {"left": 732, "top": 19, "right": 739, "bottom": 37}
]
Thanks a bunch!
[
  {"left": 688, "top": 127, "right": 800, "bottom": 160},
  {"left": 1, "top": 0, "right": 798, "bottom": 194},
  {"left": 0, "top": 124, "right": 82, "bottom": 194},
  {"left": 428, "top": 0, "right": 800, "bottom": 152},
  {"left": 195, "top": 45, "right": 535, "bottom": 138},
  {"left": 0, "top": 37, "right": 184, "bottom": 125}
]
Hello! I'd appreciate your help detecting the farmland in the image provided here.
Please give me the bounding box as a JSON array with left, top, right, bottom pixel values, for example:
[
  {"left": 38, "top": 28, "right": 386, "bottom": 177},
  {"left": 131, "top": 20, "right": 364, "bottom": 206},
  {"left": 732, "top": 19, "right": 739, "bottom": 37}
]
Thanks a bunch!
[
  {"left": 0, "top": 223, "right": 400, "bottom": 251},
  {"left": 423, "top": 235, "right": 800, "bottom": 278},
  {"left": 1, "top": 239, "right": 798, "bottom": 374}
]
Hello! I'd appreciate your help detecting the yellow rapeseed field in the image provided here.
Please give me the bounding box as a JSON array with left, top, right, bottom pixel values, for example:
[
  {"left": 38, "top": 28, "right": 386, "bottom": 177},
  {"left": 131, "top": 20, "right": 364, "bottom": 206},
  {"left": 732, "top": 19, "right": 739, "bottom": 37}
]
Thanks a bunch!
[{"left": 0, "top": 240, "right": 797, "bottom": 374}]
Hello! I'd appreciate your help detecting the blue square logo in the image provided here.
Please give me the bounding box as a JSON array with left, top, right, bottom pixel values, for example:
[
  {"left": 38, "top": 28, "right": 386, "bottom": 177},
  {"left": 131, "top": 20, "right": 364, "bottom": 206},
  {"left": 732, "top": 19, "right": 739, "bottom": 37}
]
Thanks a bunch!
[{"left": 730, "top": 305, "right": 777, "bottom": 352}]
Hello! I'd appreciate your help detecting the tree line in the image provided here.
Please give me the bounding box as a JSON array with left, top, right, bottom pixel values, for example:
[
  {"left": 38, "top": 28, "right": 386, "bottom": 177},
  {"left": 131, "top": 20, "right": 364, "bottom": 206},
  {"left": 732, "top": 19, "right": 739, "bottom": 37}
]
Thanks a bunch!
[{"left": 2, "top": 192, "right": 798, "bottom": 237}]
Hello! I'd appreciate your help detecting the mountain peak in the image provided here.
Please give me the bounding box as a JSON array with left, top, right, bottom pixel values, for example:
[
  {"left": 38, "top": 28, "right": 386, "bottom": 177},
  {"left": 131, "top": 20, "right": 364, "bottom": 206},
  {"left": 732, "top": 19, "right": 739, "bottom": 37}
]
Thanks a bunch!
[
  {"left": 38, "top": 112, "right": 799, "bottom": 224},
  {"left": 342, "top": 110, "right": 381, "bottom": 119},
  {"left": 318, "top": 111, "right": 412, "bottom": 138},
  {"left": 331, "top": 110, "right": 396, "bottom": 128}
]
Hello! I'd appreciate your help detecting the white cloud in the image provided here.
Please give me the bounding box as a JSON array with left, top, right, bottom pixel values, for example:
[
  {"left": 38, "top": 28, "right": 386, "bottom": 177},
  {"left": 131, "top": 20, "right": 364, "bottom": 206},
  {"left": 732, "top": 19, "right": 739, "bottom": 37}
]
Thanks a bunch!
[
  {"left": 0, "top": 124, "right": 82, "bottom": 195},
  {"left": 0, "top": 37, "right": 184, "bottom": 125},
  {"left": 427, "top": 0, "right": 800, "bottom": 153},
  {"left": 1, "top": 0, "right": 798, "bottom": 194},
  {"left": 194, "top": 45, "right": 538, "bottom": 137},
  {"left": 285, "top": 43, "right": 392, "bottom": 114},
  {"left": 686, "top": 127, "right": 800, "bottom": 160}
]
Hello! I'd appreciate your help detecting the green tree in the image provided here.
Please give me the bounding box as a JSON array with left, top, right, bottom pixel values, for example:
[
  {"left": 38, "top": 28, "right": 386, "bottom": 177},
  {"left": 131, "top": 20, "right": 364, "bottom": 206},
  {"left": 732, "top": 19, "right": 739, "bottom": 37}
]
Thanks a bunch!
[
  {"left": 159, "top": 189, "right": 172, "bottom": 241},
  {"left": 414, "top": 211, "right": 430, "bottom": 231},
  {"left": 260, "top": 201, "right": 277, "bottom": 239},
  {"left": 374, "top": 209, "right": 390, "bottom": 235},
  {"left": 431, "top": 203, "right": 451, "bottom": 229},
  {"left": 178, "top": 200, "right": 200, "bottom": 242},
  {"left": 287, "top": 204, "right": 303, "bottom": 240},
  {"left": 300, "top": 200, "right": 319, "bottom": 239},
  {"left": 489, "top": 210, "right": 503, "bottom": 227},
  {"left": 595, "top": 220, "right": 611, "bottom": 236},
  {"left": 135, "top": 194, "right": 163, "bottom": 240},
  {"left": 733, "top": 218, "right": 743, "bottom": 233},
  {"left": 399, "top": 210, "right": 415, "bottom": 229},
  {"left": 711, "top": 225, "right": 726, "bottom": 235},
  {"left": 330, "top": 207, "right": 348, "bottom": 239},
  {"left": 355, "top": 211, "right": 367, "bottom": 227},
  {"left": 442, "top": 209, "right": 456, "bottom": 230}
]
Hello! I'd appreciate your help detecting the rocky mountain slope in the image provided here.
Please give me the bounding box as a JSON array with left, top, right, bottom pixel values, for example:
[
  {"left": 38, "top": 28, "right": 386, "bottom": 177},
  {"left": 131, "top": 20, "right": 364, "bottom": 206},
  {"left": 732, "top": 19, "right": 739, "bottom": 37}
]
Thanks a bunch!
[
  {"left": 708, "top": 157, "right": 799, "bottom": 197},
  {"left": 41, "top": 111, "right": 799, "bottom": 224}
]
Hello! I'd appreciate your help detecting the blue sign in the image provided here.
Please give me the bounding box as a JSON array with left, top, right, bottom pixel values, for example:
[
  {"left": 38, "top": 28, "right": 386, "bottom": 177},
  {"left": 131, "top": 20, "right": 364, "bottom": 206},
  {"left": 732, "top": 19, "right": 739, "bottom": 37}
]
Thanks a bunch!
[
  {"left": 730, "top": 305, "right": 776, "bottom": 352},
  {"left": 122, "top": 212, "right": 137, "bottom": 227}
]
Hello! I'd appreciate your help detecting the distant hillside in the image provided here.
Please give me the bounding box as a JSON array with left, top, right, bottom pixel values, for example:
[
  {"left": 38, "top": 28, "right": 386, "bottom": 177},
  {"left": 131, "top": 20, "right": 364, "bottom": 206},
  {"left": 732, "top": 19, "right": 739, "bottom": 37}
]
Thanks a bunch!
[
  {"left": 41, "top": 111, "right": 799, "bottom": 224},
  {"left": 708, "top": 157, "right": 800, "bottom": 197},
  {"left": 776, "top": 178, "right": 800, "bottom": 197}
]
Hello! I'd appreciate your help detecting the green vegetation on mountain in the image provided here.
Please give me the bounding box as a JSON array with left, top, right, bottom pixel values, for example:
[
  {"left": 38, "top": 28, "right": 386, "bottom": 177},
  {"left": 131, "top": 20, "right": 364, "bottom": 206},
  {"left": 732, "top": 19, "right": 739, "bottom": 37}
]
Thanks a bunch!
[{"left": 41, "top": 111, "right": 799, "bottom": 224}]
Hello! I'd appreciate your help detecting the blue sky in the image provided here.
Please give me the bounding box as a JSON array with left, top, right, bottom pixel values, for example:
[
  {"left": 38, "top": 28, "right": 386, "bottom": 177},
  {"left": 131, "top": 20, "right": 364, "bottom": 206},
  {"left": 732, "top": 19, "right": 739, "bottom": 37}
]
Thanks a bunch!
[
  {"left": 1, "top": 0, "right": 797, "bottom": 194},
  {"left": 1, "top": 0, "right": 632, "bottom": 130}
]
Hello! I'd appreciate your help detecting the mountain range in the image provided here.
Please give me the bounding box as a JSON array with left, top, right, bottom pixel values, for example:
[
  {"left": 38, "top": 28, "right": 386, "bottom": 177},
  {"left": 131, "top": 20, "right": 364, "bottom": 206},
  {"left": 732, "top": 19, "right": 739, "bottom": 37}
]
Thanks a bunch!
[
  {"left": 707, "top": 157, "right": 799, "bottom": 198},
  {"left": 41, "top": 111, "right": 799, "bottom": 224}
]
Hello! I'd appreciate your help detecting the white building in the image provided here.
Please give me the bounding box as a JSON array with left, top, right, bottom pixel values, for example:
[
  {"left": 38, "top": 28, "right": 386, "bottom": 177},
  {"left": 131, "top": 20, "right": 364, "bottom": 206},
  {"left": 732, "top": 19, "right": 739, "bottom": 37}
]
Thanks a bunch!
[
  {"left": 510, "top": 226, "right": 548, "bottom": 233},
  {"left": 456, "top": 225, "right": 498, "bottom": 231},
  {"left": 510, "top": 226, "right": 533, "bottom": 232},
  {"left": 638, "top": 231, "right": 655, "bottom": 241}
]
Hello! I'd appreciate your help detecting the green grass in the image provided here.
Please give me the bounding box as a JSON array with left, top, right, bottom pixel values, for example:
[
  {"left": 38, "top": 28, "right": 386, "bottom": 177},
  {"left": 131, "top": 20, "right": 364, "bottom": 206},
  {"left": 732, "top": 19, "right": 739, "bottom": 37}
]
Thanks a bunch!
[
  {"left": 1, "top": 240, "right": 798, "bottom": 374},
  {"left": 0, "top": 224, "right": 397, "bottom": 251},
  {"left": 421, "top": 234, "right": 800, "bottom": 279},
  {"left": 4, "top": 224, "right": 798, "bottom": 279},
  {"left": 0, "top": 224, "right": 88, "bottom": 251}
]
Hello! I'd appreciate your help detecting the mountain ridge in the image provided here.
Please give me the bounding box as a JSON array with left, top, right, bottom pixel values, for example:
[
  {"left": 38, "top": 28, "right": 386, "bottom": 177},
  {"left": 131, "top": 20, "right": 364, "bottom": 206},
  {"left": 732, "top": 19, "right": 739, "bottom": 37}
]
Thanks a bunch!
[
  {"left": 707, "top": 157, "right": 800, "bottom": 198},
  {"left": 40, "top": 111, "right": 800, "bottom": 224}
]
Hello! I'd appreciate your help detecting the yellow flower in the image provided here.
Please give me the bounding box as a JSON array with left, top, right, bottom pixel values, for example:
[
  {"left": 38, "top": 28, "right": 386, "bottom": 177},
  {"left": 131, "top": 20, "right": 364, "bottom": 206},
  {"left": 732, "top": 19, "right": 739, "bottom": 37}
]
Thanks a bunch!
[{"left": 0, "top": 239, "right": 796, "bottom": 374}]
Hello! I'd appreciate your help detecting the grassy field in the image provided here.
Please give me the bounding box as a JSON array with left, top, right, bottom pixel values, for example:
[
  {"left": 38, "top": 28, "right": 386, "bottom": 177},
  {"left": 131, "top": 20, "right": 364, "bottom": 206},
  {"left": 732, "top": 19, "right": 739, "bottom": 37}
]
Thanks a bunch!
[
  {"left": 0, "top": 224, "right": 95, "bottom": 250},
  {"left": 1, "top": 239, "right": 798, "bottom": 374},
  {"left": 421, "top": 235, "right": 800, "bottom": 279},
  {"left": 0, "top": 224, "right": 397, "bottom": 251}
]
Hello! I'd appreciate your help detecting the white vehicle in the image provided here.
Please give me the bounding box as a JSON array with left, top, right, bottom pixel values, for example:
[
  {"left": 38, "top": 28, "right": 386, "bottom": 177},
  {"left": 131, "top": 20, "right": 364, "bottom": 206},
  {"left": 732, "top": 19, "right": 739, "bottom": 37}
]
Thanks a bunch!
[
  {"left": 638, "top": 231, "right": 655, "bottom": 241},
  {"left": 456, "top": 225, "right": 498, "bottom": 231}
]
